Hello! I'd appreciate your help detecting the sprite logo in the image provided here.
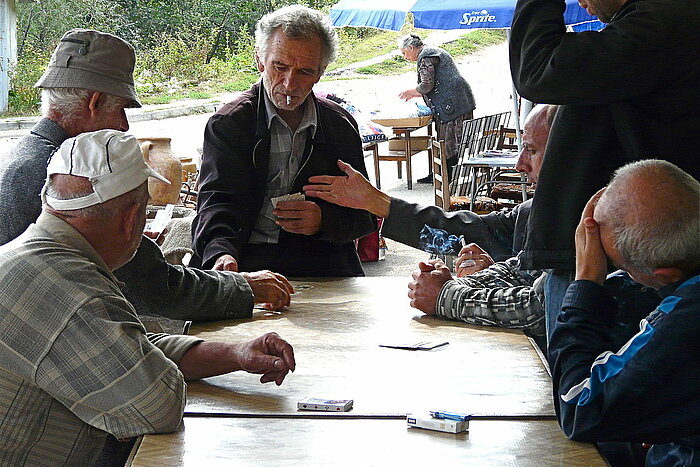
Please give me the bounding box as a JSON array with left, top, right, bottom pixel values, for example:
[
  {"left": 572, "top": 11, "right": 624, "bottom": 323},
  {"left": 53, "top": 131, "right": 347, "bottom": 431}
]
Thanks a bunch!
[{"left": 459, "top": 10, "right": 497, "bottom": 25}]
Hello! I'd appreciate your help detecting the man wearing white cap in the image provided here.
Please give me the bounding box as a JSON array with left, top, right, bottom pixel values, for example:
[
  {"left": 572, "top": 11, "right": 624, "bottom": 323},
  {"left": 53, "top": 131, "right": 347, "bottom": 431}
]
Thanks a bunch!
[
  {"left": 0, "top": 28, "right": 293, "bottom": 319},
  {"left": 0, "top": 130, "right": 296, "bottom": 466}
]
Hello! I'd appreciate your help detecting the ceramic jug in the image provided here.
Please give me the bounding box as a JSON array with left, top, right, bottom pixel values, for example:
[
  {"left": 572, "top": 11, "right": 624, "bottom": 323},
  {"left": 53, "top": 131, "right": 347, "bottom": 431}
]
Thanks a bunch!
[{"left": 138, "top": 137, "right": 182, "bottom": 205}]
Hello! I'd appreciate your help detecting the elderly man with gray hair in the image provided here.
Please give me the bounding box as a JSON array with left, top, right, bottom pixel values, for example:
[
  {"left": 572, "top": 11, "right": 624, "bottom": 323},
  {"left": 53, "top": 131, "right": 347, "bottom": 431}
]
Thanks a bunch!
[
  {"left": 0, "top": 28, "right": 294, "bottom": 321},
  {"left": 0, "top": 130, "right": 296, "bottom": 466},
  {"left": 549, "top": 159, "right": 700, "bottom": 466},
  {"left": 190, "top": 5, "right": 376, "bottom": 277}
]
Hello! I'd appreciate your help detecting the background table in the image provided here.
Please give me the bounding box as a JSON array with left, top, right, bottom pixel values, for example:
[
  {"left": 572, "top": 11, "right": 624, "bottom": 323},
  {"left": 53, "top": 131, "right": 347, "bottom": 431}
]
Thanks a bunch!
[
  {"left": 185, "top": 277, "right": 553, "bottom": 417},
  {"left": 455, "top": 152, "right": 524, "bottom": 210},
  {"left": 367, "top": 121, "right": 433, "bottom": 190}
]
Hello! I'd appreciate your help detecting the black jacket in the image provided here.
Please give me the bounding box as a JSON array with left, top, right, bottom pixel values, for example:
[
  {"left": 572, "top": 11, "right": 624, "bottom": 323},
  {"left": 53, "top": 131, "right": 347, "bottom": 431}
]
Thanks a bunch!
[
  {"left": 191, "top": 82, "right": 377, "bottom": 276},
  {"left": 510, "top": 0, "right": 700, "bottom": 270},
  {"left": 382, "top": 197, "right": 531, "bottom": 263}
]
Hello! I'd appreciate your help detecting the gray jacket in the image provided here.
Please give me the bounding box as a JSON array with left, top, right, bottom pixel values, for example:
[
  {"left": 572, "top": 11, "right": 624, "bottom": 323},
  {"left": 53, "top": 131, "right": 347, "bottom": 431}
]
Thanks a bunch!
[
  {"left": 417, "top": 46, "right": 476, "bottom": 123},
  {"left": 0, "top": 118, "right": 254, "bottom": 321}
]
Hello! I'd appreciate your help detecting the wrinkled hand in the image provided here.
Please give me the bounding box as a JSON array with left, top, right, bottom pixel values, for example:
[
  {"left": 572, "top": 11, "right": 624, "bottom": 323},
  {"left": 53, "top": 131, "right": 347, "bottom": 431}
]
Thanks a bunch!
[
  {"left": 398, "top": 88, "right": 421, "bottom": 101},
  {"left": 304, "top": 159, "right": 377, "bottom": 210},
  {"left": 456, "top": 243, "right": 495, "bottom": 277},
  {"left": 213, "top": 254, "right": 239, "bottom": 272},
  {"left": 274, "top": 200, "right": 322, "bottom": 235},
  {"left": 241, "top": 270, "right": 294, "bottom": 310},
  {"left": 408, "top": 259, "right": 453, "bottom": 315},
  {"left": 233, "top": 332, "right": 296, "bottom": 386},
  {"left": 575, "top": 188, "right": 607, "bottom": 285}
]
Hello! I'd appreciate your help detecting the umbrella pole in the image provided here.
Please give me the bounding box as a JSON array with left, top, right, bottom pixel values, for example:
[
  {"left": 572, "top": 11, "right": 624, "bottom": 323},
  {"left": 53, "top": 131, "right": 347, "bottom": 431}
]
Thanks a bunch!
[{"left": 507, "top": 29, "right": 530, "bottom": 202}]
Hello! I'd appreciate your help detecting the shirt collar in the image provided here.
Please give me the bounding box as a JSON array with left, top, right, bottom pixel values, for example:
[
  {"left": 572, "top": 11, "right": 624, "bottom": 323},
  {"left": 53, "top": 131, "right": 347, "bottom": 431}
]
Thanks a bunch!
[
  {"left": 262, "top": 88, "right": 317, "bottom": 137},
  {"left": 658, "top": 267, "right": 700, "bottom": 297},
  {"left": 34, "top": 211, "right": 117, "bottom": 282}
]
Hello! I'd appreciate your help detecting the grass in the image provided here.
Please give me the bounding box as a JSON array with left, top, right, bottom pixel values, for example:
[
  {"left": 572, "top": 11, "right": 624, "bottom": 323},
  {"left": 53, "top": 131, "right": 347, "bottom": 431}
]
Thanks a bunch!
[
  {"left": 352, "top": 29, "right": 507, "bottom": 76},
  {"left": 442, "top": 29, "right": 507, "bottom": 56},
  {"left": 328, "top": 28, "right": 429, "bottom": 72},
  {"left": 355, "top": 55, "right": 413, "bottom": 75}
]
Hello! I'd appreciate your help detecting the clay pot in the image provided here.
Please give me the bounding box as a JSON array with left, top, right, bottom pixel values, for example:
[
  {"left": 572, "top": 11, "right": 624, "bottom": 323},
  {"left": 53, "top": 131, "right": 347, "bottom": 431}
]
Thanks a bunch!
[{"left": 138, "top": 137, "right": 182, "bottom": 205}]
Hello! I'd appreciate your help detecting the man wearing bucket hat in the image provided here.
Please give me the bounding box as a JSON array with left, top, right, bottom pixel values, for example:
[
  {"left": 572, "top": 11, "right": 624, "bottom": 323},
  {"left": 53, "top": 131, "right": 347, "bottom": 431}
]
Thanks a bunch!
[
  {"left": 0, "top": 29, "right": 293, "bottom": 320},
  {"left": 0, "top": 130, "right": 296, "bottom": 466}
]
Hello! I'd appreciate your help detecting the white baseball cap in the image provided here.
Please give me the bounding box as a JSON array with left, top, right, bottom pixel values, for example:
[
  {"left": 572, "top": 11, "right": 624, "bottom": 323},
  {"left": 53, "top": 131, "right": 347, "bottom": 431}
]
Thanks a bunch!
[{"left": 42, "top": 129, "right": 170, "bottom": 210}]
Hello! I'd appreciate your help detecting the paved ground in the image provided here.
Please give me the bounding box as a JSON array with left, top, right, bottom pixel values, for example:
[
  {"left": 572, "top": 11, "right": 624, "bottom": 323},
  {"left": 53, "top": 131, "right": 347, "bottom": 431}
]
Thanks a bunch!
[{"left": 0, "top": 37, "right": 512, "bottom": 280}]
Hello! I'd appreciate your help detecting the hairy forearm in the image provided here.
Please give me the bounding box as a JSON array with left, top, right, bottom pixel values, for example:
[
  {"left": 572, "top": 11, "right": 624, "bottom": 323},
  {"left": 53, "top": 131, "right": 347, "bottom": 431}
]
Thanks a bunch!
[{"left": 177, "top": 341, "right": 241, "bottom": 381}]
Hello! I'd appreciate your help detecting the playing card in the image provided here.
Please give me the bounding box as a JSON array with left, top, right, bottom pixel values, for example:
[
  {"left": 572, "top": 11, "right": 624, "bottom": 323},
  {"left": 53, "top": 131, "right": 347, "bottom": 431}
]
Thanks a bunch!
[{"left": 271, "top": 192, "right": 305, "bottom": 208}]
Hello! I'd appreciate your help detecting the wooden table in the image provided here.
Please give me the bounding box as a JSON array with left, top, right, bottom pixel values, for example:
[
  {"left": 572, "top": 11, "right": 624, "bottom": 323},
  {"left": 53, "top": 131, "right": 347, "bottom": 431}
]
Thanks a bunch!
[
  {"left": 186, "top": 277, "right": 552, "bottom": 417},
  {"left": 367, "top": 121, "right": 433, "bottom": 190},
  {"left": 129, "top": 277, "right": 605, "bottom": 465},
  {"left": 130, "top": 418, "right": 604, "bottom": 467}
]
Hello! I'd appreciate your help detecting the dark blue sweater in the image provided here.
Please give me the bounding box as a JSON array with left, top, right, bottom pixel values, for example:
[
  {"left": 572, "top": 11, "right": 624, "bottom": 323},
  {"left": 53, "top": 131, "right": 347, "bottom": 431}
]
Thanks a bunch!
[{"left": 549, "top": 272, "right": 700, "bottom": 466}]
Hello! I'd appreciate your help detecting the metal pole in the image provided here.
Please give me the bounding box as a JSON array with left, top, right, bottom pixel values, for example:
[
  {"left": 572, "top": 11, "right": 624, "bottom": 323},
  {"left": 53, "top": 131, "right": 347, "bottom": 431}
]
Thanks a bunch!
[{"left": 506, "top": 28, "right": 531, "bottom": 202}]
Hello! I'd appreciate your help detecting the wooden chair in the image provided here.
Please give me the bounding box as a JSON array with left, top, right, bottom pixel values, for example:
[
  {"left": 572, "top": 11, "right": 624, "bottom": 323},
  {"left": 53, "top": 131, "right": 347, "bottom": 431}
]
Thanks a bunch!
[
  {"left": 451, "top": 112, "right": 513, "bottom": 200},
  {"left": 495, "top": 126, "right": 519, "bottom": 150},
  {"left": 432, "top": 136, "right": 501, "bottom": 214},
  {"left": 431, "top": 137, "right": 450, "bottom": 211}
]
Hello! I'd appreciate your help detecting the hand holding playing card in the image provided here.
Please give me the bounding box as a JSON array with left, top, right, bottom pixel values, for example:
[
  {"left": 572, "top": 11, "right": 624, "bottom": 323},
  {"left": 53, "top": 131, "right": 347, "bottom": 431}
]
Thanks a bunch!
[{"left": 274, "top": 199, "right": 322, "bottom": 235}]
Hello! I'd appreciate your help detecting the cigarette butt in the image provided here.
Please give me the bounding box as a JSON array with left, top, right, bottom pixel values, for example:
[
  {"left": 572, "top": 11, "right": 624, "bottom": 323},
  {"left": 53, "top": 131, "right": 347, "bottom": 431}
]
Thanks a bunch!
[{"left": 286, "top": 95, "right": 292, "bottom": 105}]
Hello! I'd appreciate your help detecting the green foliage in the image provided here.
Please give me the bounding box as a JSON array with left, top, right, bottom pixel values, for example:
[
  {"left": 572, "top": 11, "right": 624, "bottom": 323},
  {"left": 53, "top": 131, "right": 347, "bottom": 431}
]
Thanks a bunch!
[
  {"left": 441, "top": 29, "right": 507, "bottom": 56},
  {"left": 329, "top": 28, "right": 404, "bottom": 72},
  {"left": 355, "top": 30, "right": 506, "bottom": 76},
  {"left": 356, "top": 55, "right": 413, "bottom": 75},
  {"left": 5, "top": 45, "right": 50, "bottom": 116},
  {"left": 3, "top": 1, "right": 508, "bottom": 117}
]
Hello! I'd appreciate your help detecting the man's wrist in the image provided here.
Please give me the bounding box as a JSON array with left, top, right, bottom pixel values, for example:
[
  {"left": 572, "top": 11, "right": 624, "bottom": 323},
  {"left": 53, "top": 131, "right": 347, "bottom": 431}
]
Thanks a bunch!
[{"left": 369, "top": 190, "right": 391, "bottom": 218}]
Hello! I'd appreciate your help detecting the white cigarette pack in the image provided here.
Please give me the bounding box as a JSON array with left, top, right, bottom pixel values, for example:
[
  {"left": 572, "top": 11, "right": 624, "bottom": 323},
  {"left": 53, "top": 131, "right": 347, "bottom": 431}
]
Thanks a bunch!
[
  {"left": 406, "top": 413, "right": 469, "bottom": 433},
  {"left": 297, "top": 397, "right": 353, "bottom": 412}
]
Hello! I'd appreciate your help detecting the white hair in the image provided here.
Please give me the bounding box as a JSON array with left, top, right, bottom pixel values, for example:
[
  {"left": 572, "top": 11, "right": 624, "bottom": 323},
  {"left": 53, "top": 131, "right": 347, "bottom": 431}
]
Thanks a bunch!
[
  {"left": 398, "top": 34, "right": 423, "bottom": 50},
  {"left": 255, "top": 5, "right": 338, "bottom": 70},
  {"left": 41, "top": 88, "right": 126, "bottom": 124}
]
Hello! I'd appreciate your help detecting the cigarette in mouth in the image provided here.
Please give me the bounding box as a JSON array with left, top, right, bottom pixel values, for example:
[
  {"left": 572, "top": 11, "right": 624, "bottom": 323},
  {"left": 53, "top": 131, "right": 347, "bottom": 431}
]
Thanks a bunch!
[{"left": 286, "top": 95, "right": 292, "bottom": 105}]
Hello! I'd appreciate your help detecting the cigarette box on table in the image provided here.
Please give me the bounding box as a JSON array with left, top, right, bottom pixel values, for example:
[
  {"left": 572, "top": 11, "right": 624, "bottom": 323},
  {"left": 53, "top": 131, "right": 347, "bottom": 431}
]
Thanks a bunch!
[
  {"left": 406, "top": 413, "right": 470, "bottom": 433},
  {"left": 297, "top": 397, "right": 353, "bottom": 412}
]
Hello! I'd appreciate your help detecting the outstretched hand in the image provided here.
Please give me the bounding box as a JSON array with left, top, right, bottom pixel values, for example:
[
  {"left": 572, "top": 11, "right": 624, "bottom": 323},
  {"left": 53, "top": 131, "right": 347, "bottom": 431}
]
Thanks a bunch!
[
  {"left": 407, "top": 259, "right": 453, "bottom": 315},
  {"left": 304, "top": 160, "right": 390, "bottom": 217},
  {"left": 398, "top": 88, "right": 421, "bottom": 101},
  {"left": 233, "top": 332, "right": 296, "bottom": 386},
  {"left": 574, "top": 188, "right": 608, "bottom": 285}
]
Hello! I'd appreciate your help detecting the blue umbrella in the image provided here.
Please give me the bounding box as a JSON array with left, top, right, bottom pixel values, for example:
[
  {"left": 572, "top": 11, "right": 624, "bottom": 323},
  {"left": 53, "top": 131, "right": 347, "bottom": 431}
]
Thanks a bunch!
[
  {"left": 330, "top": 0, "right": 603, "bottom": 32},
  {"left": 330, "top": 0, "right": 604, "bottom": 152}
]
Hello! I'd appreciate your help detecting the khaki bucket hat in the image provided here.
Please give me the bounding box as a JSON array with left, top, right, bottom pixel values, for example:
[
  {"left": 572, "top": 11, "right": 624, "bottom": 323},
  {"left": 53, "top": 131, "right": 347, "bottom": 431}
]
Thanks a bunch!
[{"left": 35, "top": 29, "right": 141, "bottom": 108}]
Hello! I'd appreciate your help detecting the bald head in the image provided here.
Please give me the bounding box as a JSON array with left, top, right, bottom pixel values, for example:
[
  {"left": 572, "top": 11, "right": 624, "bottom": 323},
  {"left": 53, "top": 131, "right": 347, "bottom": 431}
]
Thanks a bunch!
[
  {"left": 594, "top": 160, "right": 700, "bottom": 284},
  {"left": 515, "top": 104, "right": 558, "bottom": 184}
]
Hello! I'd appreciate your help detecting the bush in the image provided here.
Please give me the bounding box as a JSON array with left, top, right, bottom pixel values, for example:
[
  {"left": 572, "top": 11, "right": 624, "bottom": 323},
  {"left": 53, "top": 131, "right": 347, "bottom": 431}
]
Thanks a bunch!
[{"left": 5, "top": 45, "right": 50, "bottom": 116}]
